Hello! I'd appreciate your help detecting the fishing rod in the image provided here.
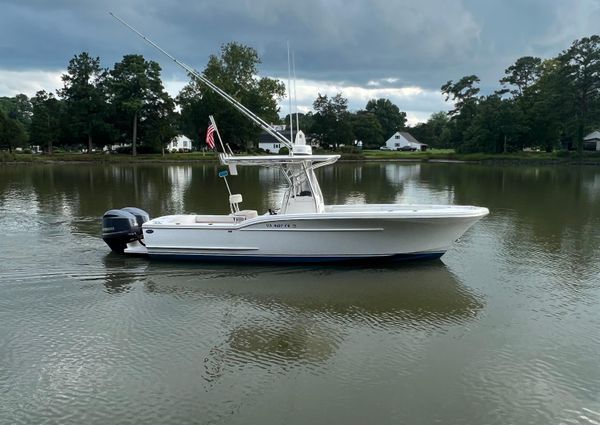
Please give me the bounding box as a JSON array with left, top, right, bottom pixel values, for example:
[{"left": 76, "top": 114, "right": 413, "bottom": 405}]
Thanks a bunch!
[{"left": 109, "top": 12, "right": 293, "bottom": 150}]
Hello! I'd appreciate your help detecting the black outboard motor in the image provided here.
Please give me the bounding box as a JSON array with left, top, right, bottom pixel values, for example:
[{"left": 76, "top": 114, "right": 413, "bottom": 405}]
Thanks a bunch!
[
  {"left": 102, "top": 207, "right": 150, "bottom": 253},
  {"left": 121, "top": 207, "right": 150, "bottom": 227}
]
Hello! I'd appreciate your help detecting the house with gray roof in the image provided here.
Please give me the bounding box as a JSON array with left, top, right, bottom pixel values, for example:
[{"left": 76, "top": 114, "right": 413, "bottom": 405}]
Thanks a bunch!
[
  {"left": 381, "top": 132, "right": 428, "bottom": 151},
  {"left": 584, "top": 130, "right": 600, "bottom": 151}
]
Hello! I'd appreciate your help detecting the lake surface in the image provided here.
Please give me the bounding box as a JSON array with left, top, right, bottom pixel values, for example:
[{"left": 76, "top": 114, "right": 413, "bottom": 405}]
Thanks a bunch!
[{"left": 1, "top": 161, "right": 599, "bottom": 424}]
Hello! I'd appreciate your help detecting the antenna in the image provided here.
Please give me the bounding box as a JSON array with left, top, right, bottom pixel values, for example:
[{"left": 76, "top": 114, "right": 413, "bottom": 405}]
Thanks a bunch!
[
  {"left": 218, "top": 170, "right": 232, "bottom": 197},
  {"left": 109, "top": 12, "right": 293, "bottom": 151},
  {"left": 287, "top": 40, "right": 294, "bottom": 143},
  {"left": 292, "top": 50, "right": 299, "bottom": 134},
  {"left": 218, "top": 170, "right": 238, "bottom": 214}
]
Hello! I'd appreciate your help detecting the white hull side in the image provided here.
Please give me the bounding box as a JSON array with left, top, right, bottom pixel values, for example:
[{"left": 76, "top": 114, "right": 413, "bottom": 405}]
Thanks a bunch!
[{"left": 134, "top": 205, "right": 488, "bottom": 262}]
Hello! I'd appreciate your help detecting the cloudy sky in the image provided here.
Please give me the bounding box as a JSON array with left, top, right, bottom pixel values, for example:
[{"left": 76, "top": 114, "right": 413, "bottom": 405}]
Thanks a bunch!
[{"left": 1, "top": 0, "right": 599, "bottom": 124}]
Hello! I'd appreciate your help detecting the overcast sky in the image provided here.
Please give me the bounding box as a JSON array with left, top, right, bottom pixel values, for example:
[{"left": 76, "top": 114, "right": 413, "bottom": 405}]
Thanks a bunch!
[{"left": 1, "top": 0, "right": 599, "bottom": 124}]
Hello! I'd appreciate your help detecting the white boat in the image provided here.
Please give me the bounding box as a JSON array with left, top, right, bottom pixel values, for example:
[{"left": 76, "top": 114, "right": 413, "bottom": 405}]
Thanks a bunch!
[
  {"left": 102, "top": 15, "right": 489, "bottom": 264},
  {"left": 102, "top": 139, "right": 488, "bottom": 263}
]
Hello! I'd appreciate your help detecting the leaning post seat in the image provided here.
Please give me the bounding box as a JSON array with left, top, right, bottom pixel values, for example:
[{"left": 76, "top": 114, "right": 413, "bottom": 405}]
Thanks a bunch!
[
  {"left": 229, "top": 194, "right": 243, "bottom": 213},
  {"left": 194, "top": 215, "right": 236, "bottom": 224},
  {"left": 233, "top": 210, "right": 258, "bottom": 221}
]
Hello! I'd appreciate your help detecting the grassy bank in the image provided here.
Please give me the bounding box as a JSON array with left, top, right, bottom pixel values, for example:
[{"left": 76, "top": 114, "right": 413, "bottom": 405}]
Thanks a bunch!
[
  {"left": 3, "top": 151, "right": 220, "bottom": 163},
  {"left": 3, "top": 149, "right": 600, "bottom": 165},
  {"left": 355, "top": 149, "right": 600, "bottom": 164}
]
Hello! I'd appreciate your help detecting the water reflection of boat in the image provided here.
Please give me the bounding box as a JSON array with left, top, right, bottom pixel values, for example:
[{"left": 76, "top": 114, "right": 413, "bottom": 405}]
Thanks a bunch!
[
  {"left": 96, "top": 257, "right": 485, "bottom": 384},
  {"left": 100, "top": 253, "right": 150, "bottom": 293},
  {"left": 132, "top": 261, "right": 483, "bottom": 325},
  {"left": 108, "top": 261, "right": 483, "bottom": 374}
]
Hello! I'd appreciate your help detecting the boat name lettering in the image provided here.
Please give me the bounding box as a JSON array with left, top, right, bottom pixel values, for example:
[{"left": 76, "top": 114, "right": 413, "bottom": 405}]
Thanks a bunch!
[{"left": 266, "top": 223, "right": 297, "bottom": 229}]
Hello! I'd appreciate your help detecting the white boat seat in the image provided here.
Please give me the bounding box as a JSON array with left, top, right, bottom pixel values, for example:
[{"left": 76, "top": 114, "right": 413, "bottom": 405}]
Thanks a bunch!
[
  {"left": 229, "top": 194, "right": 243, "bottom": 204},
  {"left": 233, "top": 210, "right": 258, "bottom": 220},
  {"left": 195, "top": 214, "right": 236, "bottom": 224}
]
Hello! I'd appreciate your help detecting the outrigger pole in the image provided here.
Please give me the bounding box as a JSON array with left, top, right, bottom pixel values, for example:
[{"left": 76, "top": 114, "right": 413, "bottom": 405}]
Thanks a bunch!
[{"left": 109, "top": 12, "right": 293, "bottom": 151}]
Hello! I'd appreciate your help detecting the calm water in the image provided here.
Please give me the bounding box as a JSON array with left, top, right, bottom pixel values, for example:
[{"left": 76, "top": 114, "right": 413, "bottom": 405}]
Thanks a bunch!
[{"left": 1, "top": 162, "right": 600, "bottom": 424}]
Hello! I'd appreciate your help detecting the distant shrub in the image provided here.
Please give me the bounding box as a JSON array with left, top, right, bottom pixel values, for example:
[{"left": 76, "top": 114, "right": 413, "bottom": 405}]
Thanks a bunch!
[
  {"left": 340, "top": 145, "right": 360, "bottom": 154},
  {"left": 0, "top": 151, "right": 16, "bottom": 162},
  {"left": 278, "top": 147, "right": 289, "bottom": 155},
  {"left": 115, "top": 145, "right": 159, "bottom": 154},
  {"left": 339, "top": 152, "right": 366, "bottom": 160},
  {"left": 245, "top": 147, "right": 262, "bottom": 155}
]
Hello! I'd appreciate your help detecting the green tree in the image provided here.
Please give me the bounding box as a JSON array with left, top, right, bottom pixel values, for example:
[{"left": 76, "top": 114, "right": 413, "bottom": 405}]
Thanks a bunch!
[
  {"left": 521, "top": 59, "right": 572, "bottom": 151},
  {"left": 351, "top": 111, "right": 384, "bottom": 148},
  {"left": 108, "top": 54, "right": 173, "bottom": 155},
  {"left": 59, "top": 52, "right": 110, "bottom": 153},
  {"left": 144, "top": 95, "right": 179, "bottom": 154},
  {"left": 441, "top": 75, "right": 481, "bottom": 150},
  {"left": 30, "top": 91, "right": 61, "bottom": 154},
  {"left": 178, "top": 42, "right": 285, "bottom": 151},
  {"left": 409, "top": 112, "right": 452, "bottom": 149},
  {"left": 559, "top": 35, "right": 600, "bottom": 153},
  {"left": 0, "top": 109, "right": 27, "bottom": 152},
  {"left": 441, "top": 75, "right": 481, "bottom": 117},
  {"left": 312, "top": 93, "right": 354, "bottom": 148},
  {"left": 0, "top": 94, "right": 32, "bottom": 137},
  {"left": 283, "top": 112, "right": 315, "bottom": 134},
  {"left": 427, "top": 112, "right": 452, "bottom": 148},
  {"left": 500, "top": 56, "right": 543, "bottom": 96},
  {"left": 0, "top": 97, "right": 12, "bottom": 115},
  {"left": 364, "top": 98, "right": 406, "bottom": 139},
  {"left": 462, "top": 95, "right": 525, "bottom": 153}
]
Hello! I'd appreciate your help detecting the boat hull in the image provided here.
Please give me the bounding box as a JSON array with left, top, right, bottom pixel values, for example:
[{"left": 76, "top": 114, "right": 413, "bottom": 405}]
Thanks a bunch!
[
  {"left": 147, "top": 251, "right": 445, "bottom": 264},
  {"left": 126, "top": 205, "right": 489, "bottom": 264}
]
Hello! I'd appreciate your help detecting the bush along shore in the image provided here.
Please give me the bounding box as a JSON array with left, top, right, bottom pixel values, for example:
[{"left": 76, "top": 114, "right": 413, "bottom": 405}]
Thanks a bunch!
[{"left": 3, "top": 149, "right": 600, "bottom": 165}]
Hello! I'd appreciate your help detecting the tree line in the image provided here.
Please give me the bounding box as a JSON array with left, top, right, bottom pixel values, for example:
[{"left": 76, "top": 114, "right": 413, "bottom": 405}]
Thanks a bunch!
[
  {"left": 0, "top": 52, "right": 178, "bottom": 155},
  {"left": 2, "top": 34, "right": 600, "bottom": 154},
  {"left": 412, "top": 35, "right": 600, "bottom": 153},
  {"left": 0, "top": 42, "right": 407, "bottom": 154}
]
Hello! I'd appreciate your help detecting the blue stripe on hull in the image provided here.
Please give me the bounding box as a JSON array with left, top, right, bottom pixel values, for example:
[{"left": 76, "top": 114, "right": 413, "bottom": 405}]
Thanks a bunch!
[{"left": 147, "top": 252, "right": 445, "bottom": 264}]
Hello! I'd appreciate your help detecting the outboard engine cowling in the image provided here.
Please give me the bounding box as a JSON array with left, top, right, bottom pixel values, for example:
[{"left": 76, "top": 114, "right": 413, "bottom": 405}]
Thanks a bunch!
[
  {"left": 121, "top": 207, "right": 150, "bottom": 227},
  {"left": 101, "top": 207, "right": 149, "bottom": 253}
]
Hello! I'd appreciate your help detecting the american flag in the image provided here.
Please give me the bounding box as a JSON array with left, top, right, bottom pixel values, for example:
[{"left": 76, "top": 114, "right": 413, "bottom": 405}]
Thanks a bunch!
[{"left": 206, "top": 123, "right": 216, "bottom": 149}]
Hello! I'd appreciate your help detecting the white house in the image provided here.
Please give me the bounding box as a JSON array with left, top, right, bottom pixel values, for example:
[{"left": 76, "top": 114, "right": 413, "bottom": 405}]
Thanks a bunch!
[
  {"left": 257, "top": 125, "right": 283, "bottom": 153},
  {"left": 584, "top": 130, "right": 600, "bottom": 151},
  {"left": 258, "top": 126, "right": 319, "bottom": 152},
  {"left": 381, "top": 132, "right": 427, "bottom": 151},
  {"left": 167, "top": 135, "right": 193, "bottom": 152},
  {"left": 259, "top": 132, "right": 284, "bottom": 153},
  {"left": 259, "top": 140, "right": 284, "bottom": 153}
]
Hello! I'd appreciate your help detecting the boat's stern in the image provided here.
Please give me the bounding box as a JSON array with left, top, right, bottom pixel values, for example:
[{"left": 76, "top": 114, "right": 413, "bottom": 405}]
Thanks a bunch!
[
  {"left": 123, "top": 240, "right": 149, "bottom": 256},
  {"left": 101, "top": 207, "right": 150, "bottom": 254}
]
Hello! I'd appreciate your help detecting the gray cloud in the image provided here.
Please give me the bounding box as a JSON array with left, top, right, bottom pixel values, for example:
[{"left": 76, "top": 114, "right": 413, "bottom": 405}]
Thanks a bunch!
[{"left": 1, "top": 0, "right": 600, "bottom": 117}]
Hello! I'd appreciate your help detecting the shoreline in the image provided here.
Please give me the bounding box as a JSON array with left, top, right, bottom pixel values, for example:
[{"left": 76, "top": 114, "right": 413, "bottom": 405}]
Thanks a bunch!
[{"left": 3, "top": 152, "right": 600, "bottom": 166}]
